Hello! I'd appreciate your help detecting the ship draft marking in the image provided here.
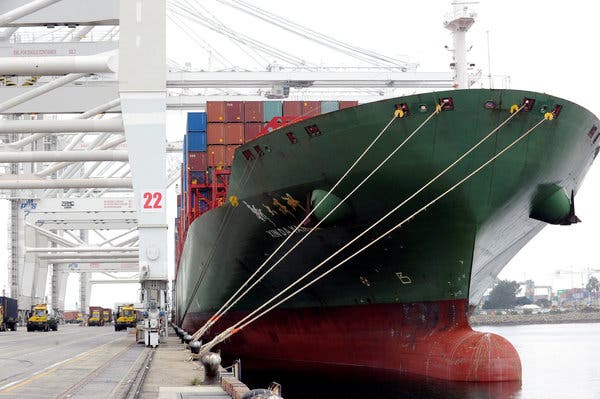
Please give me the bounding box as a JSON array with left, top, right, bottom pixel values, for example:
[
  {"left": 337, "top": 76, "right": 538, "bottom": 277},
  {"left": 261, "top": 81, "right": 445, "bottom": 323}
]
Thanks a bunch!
[{"left": 396, "top": 272, "right": 413, "bottom": 284}]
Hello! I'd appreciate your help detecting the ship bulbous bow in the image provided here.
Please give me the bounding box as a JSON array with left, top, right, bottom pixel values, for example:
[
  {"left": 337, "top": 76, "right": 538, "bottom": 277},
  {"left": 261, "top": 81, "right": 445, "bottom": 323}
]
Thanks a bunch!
[{"left": 423, "top": 324, "right": 521, "bottom": 382}]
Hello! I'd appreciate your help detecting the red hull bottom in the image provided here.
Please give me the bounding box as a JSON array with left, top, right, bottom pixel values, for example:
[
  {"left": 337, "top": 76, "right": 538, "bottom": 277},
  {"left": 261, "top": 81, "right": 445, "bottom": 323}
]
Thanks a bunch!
[{"left": 182, "top": 299, "right": 521, "bottom": 382}]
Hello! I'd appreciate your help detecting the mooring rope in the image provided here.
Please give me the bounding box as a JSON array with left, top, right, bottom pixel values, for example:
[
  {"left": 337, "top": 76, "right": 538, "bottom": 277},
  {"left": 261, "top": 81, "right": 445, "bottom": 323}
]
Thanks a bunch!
[
  {"left": 190, "top": 107, "right": 441, "bottom": 341},
  {"left": 198, "top": 108, "right": 550, "bottom": 354},
  {"left": 189, "top": 111, "right": 404, "bottom": 340}
]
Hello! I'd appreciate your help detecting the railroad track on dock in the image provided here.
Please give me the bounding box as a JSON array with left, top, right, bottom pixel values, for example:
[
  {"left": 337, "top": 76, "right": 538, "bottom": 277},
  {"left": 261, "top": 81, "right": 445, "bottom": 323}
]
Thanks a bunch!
[
  {"left": 55, "top": 341, "right": 137, "bottom": 399},
  {"left": 0, "top": 331, "right": 120, "bottom": 391}
]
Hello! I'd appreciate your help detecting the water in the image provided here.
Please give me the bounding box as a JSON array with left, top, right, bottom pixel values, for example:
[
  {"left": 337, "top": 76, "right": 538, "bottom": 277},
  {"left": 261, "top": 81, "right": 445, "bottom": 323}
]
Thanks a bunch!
[{"left": 240, "top": 323, "right": 600, "bottom": 399}]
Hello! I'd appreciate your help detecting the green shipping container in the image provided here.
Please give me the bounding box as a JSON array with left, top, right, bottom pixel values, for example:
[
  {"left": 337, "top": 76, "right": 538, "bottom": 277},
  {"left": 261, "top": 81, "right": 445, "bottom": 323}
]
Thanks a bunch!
[
  {"left": 263, "top": 101, "right": 282, "bottom": 122},
  {"left": 321, "top": 101, "right": 340, "bottom": 113}
]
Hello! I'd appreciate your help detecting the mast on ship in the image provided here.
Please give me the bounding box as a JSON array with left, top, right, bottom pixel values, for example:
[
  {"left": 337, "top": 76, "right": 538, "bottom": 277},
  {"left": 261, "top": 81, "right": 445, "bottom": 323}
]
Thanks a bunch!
[{"left": 444, "top": 2, "right": 476, "bottom": 89}]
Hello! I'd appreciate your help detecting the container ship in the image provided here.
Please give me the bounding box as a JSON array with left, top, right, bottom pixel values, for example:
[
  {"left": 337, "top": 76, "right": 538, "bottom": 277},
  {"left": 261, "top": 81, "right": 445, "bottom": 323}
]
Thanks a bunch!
[{"left": 174, "top": 91, "right": 599, "bottom": 382}]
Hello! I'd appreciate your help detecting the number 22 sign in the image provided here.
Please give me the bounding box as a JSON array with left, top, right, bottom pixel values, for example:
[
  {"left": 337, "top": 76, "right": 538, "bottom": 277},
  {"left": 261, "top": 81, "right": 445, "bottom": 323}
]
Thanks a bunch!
[{"left": 140, "top": 191, "right": 164, "bottom": 212}]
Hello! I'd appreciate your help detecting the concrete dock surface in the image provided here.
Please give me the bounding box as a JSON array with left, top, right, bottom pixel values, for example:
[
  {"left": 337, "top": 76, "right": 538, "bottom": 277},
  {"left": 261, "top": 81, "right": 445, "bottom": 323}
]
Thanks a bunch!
[
  {"left": 0, "top": 324, "right": 146, "bottom": 398},
  {"left": 0, "top": 324, "right": 248, "bottom": 399}
]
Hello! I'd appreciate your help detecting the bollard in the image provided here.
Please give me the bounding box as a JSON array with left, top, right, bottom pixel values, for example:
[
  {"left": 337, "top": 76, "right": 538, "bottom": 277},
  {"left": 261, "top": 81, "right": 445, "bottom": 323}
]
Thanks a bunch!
[
  {"left": 189, "top": 340, "right": 202, "bottom": 355},
  {"left": 201, "top": 352, "right": 221, "bottom": 385},
  {"left": 180, "top": 331, "right": 188, "bottom": 344},
  {"left": 183, "top": 334, "right": 193, "bottom": 346}
]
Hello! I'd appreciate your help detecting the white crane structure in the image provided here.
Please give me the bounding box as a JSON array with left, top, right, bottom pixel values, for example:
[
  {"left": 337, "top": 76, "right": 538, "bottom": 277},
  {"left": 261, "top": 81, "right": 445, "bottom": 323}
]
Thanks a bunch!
[{"left": 0, "top": 0, "right": 475, "bottom": 343}]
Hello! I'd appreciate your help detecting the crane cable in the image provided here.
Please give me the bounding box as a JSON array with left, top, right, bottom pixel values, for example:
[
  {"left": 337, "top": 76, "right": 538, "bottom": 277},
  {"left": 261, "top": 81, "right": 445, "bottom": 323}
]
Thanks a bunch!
[
  {"left": 198, "top": 107, "right": 549, "bottom": 354},
  {"left": 191, "top": 106, "right": 439, "bottom": 341},
  {"left": 218, "top": 0, "right": 408, "bottom": 67}
]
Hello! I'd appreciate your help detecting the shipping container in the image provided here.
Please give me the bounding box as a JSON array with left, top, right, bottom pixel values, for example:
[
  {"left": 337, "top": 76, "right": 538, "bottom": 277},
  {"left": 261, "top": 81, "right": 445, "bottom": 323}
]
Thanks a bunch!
[
  {"left": 225, "top": 101, "right": 244, "bottom": 122},
  {"left": 321, "top": 101, "right": 339, "bottom": 113},
  {"left": 189, "top": 170, "right": 208, "bottom": 185},
  {"left": 206, "top": 101, "right": 226, "bottom": 122},
  {"left": 244, "top": 101, "right": 264, "bottom": 122},
  {"left": 88, "top": 306, "right": 104, "bottom": 326},
  {"left": 188, "top": 151, "right": 208, "bottom": 171},
  {"left": 192, "top": 189, "right": 212, "bottom": 213},
  {"left": 244, "top": 123, "right": 263, "bottom": 142},
  {"left": 226, "top": 145, "right": 240, "bottom": 164},
  {"left": 179, "top": 163, "right": 184, "bottom": 191},
  {"left": 302, "top": 101, "right": 321, "bottom": 117},
  {"left": 187, "top": 131, "right": 207, "bottom": 151},
  {"left": 0, "top": 296, "right": 18, "bottom": 330},
  {"left": 183, "top": 135, "right": 188, "bottom": 155},
  {"left": 186, "top": 112, "right": 207, "bottom": 132},
  {"left": 263, "top": 101, "right": 283, "bottom": 121},
  {"left": 63, "top": 311, "right": 79, "bottom": 323},
  {"left": 177, "top": 194, "right": 182, "bottom": 207},
  {"left": 102, "top": 308, "right": 112, "bottom": 323},
  {"left": 207, "top": 123, "right": 225, "bottom": 144},
  {"left": 224, "top": 123, "right": 244, "bottom": 144},
  {"left": 339, "top": 100, "right": 359, "bottom": 109},
  {"left": 207, "top": 145, "right": 227, "bottom": 167},
  {"left": 182, "top": 161, "right": 188, "bottom": 193},
  {"left": 283, "top": 101, "right": 303, "bottom": 116}
]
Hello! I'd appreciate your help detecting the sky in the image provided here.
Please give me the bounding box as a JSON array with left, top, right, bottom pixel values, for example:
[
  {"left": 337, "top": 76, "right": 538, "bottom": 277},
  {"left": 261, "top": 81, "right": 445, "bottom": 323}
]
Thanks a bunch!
[{"left": 1, "top": 0, "right": 600, "bottom": 309}]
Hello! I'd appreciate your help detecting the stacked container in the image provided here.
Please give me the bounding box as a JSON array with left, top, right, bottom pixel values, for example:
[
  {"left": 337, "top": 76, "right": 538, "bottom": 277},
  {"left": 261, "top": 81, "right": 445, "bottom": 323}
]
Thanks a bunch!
[
  {"left": 175, "top": 100, "right": 359, "bottom": 271},
  {"left": 206, "top": 101, "right": 245, "bottom": 168}
]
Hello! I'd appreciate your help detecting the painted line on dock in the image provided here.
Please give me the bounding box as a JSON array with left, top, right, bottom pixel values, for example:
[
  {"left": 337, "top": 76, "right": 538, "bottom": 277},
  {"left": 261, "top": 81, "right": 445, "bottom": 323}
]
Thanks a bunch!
[
  {"left": 0, "top": 335, "right": 125, "bottom": 394},
  {"left": 1, "top": 330, "right": 116, "bottom": 359},
  {"left": 0, "top": 330, "right": 118, "bottom": 381},
  {"left": 56, "top": 341, "right": 135, "bottom": 399},
  {"left": 107, "top": 346, "right": 150, "bottom": 399}
]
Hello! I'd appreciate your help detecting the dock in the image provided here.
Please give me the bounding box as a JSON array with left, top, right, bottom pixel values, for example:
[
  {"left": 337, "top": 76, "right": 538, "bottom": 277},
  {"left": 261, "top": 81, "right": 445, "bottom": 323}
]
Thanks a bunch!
[{"left": 0, "top": 325, "right": 252, "bottom": 399}]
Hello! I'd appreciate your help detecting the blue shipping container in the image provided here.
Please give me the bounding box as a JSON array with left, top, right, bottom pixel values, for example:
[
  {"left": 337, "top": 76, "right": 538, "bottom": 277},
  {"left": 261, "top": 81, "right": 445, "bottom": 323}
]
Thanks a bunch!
[
  {"left": 187, "top": 112, "right": 207, "bottom": 132},
  {"left": 189, "top": 170, "right": 208, "bottom": 184},
  {"left": 187, "top": 131, "right": 207, "bottom": 152},
  {"left": 263, "top": 101, "right": 283, "bottom": 122},
  {"left": 321, "top": 101, "right": 339, "bottom": 113}
]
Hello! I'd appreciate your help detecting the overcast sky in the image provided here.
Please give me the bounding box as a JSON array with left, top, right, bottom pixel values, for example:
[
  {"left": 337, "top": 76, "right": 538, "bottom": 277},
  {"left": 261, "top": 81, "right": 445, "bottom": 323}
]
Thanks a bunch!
[{"left": 1, "top": 0, "right": 599, "bottom": 309}]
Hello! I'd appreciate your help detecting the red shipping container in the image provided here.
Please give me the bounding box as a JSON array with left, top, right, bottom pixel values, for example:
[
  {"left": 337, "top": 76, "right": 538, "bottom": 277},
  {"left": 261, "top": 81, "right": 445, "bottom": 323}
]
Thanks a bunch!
[
  {"left": 177, "top": 194, "right": 182, "bottom": 207},
  {"left": 224, "top": 123, "right": 244, "bottom": 144},
  {"left": 187, "top": 151, "right": 208, "bottom": 171},
  {"left": 225, "top": 101, "right": 244, "bottom": 122},
  {"left": 207, "top": 101, "right": 226, "bottom": 122},
  {"left": 244, "top": 123, "right": 263, "bottom": 142},
  {"left": 244, "top": 101, "right": 264, "bottom": 122},
  {"left": 226, "top": 145, "right": 240, "bottom": 165},
  {"left": 302, "top": 101, "right": 321, "bottom": 117},
  {"left": 207, "top": 123, "right": 225, "bottom": 144},
  {"left": 283, "top": 101, "right": 303, "bottom": 116},
  {"left": 339, "top": 101, "right": 359, "bottom": 109},
  {"left": 207, "top": 145, "right": 227, "bottom": 167}
]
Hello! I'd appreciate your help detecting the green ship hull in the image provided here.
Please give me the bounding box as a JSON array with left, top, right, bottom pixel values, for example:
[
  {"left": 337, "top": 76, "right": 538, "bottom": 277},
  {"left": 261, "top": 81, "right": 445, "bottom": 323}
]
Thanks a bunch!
[{"left": 175, "top": 89, "right": 598, "bottom": 381}]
